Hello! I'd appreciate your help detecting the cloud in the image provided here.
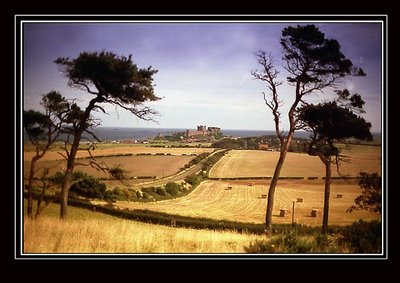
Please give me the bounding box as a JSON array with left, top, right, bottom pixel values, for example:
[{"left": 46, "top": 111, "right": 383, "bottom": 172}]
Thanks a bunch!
[{"left": 23, "top": 22, "right": 382, "bottom": 131}]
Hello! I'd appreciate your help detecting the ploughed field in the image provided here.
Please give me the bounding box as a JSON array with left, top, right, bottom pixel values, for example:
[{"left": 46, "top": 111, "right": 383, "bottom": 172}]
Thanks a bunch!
[
  {"left": 115, "top": 179, "right": 380, "bottom": 226},
  {"left": 209, "top": 145, "right": 381, "bottom": 178}
]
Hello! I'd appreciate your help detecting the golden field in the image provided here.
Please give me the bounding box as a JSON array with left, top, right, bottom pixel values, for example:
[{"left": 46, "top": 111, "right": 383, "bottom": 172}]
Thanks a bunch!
[
  {"left": 114, "top": 179, "right": 380, "bottom": 226},
  {"left": 209, "top": 145, "right": 381, "bottom": 178},
  {"left": 24, "top": 144, "right": 215, "bottom": 181},
  {"left": 23, "top": 202, "right": 264, "bottom": 253},
  {"left": 24, "top": 144, "right": 214, "bottom": 162},
  {"left": 24, "top": 155, "right": 195, "bottom": 179}
]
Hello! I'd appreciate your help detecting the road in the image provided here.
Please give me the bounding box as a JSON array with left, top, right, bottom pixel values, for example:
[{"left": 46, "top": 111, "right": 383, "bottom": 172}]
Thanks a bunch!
[{"left": 131, "top": 149, "right": 225, "bottom": 188}]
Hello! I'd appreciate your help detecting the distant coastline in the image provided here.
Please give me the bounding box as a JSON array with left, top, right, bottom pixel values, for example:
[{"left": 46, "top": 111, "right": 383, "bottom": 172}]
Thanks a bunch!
[{"left": 86, "top": 127, "right": 381, "bottom": 143}]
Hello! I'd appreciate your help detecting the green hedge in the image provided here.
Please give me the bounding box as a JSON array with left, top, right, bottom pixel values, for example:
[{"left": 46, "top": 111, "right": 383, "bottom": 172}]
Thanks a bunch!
[{"left": 208, "top": 176, "right": 305, "bottom": 180}]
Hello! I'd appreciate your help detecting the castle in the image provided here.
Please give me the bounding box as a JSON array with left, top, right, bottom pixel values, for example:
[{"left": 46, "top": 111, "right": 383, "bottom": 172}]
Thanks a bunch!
[
  {"left": 173, "top": 125, "right": 221, "bottom": 141},
  {"left": 185, "top": 125, "right": 221, "bottom": 138}
]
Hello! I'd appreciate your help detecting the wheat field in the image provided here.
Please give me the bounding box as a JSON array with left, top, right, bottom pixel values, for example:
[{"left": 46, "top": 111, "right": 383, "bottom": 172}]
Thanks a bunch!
[{"left": 23, "top": 203, "right": 264, "bottom": 253}]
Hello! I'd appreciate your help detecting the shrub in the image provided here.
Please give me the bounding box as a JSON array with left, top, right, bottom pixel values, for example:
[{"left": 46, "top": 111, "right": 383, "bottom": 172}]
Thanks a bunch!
[
  {"left": 109, "top": 165, "right": 129, "bottom": 181},
  {"left": 103, "top": 190, "right": 117, "bottom": 203},
  {"left": 244, "top": 232, "right": 328, "bottom": 253},
  {"left": 339, "top": 220, "right": 382, "bottom": 253},
  {"left": 49, "top": 171, "right": 108, "bottom": 200},
  {"left": 185, "top": 174, "right": 201, "bottom": 187},
  {"left": 70, "top": 174, "right": 107, "bottom": 199},
  {"left": 156, "top": 187, "right": 167, "bottom": 196},
  {"left": 142, "top": 187, "right": 156, "bottom": 193},
  {"left": 112, "top": 187, "right": 125, "bottom": 197},
  {"left": 211, "top": 138, "right": 242, "bottom": 149},
  {"left": 244, "top": 240, "right": 276, "bottom": 253},
  {"left": 165, "top": 182, "right": 181, "bottom": 195},
  {"left": 315, "top": 234, "right": 330, "bottom": 248},
  {"left": 112, "top": 187, "right": 128, "bottom": 201}
]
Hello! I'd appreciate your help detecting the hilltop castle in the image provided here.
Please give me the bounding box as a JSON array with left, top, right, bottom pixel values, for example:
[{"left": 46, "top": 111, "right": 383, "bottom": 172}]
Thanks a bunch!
[
  {"left": 185, "top": 125, "right": 221, "bottom": 138},
  {"left": 173, "top": 125, "right": 221, "bottom": 142}
]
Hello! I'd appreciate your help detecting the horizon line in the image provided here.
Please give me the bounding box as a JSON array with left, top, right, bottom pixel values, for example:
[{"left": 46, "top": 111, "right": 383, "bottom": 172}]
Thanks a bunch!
[{"left": 95, "top": 126, "right": 382, "bottom": 134}]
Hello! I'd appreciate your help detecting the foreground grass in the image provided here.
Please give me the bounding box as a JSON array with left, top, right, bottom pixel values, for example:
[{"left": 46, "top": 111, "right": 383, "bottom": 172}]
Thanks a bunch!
[{"left": 24, "top": 202, "right": 264, "bottom": 253}]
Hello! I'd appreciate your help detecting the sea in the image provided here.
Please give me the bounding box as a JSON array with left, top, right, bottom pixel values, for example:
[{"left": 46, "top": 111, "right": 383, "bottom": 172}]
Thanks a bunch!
[{"left": 87, "top": 127, "right": 316, "bottom": 141}]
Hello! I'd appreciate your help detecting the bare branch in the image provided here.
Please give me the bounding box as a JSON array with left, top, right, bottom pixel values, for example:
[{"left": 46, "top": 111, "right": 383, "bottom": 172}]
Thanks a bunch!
[
  {"left": 62, "top": 135, "right": 71, "bottom": 160},
  {"left": 253, "top": 51, "right": 284, "bottom": 143},
  {"left": 57, "top": 151, "right": 68, "bottom": 161},
  {"left": 93, "top": 105, "right": 107, "bottom": 114},
  {"left": 72, "top": 79, "right": 99, "bottom": 95},
  {"left": 103, "top": 98, "right": 159, "bottom": 122},
  {"left": 84, "top": 128, "right": 102, "bottom": 142}
]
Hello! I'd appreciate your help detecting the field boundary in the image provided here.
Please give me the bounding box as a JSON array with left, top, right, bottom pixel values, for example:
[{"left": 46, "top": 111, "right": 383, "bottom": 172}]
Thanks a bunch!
[{"left": 208, "top": 176, "right": 363, "bottom": 181}]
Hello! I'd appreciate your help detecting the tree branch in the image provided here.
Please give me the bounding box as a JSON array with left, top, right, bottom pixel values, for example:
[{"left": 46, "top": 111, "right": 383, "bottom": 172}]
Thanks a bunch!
[
  {"left": 253, "top": 51, "right": 283, "bottom": 143},
  {"left": 84, "top": 129, "right": 102, "bottom": 142},
  {"left": 103, "top": 98, "right": 159, "bottom": 122},
  {"left": 72, "top": 80, "right": 99, "bottom": 95}
]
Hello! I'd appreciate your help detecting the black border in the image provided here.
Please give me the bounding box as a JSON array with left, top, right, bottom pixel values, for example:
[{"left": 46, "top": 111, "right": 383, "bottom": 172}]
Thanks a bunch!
[{"left": 14, "top": 14, "right": 388, "bottom": 260}]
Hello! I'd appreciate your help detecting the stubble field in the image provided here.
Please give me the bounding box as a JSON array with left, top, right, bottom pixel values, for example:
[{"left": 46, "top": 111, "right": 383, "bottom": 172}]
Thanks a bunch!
[
  {"left": 115, "top": 179, "right": 380, "bottom": 226},
  {"left": 209, "top": 145, "right": 381, "bottom": 178}
]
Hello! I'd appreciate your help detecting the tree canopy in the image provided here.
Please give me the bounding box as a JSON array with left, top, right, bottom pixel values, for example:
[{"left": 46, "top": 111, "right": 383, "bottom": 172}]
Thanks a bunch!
[
  {"left": 281, "top": 25, "right": 365, "bottom": 86},
  {"left": 24, "top": 110, "right": 48, "bottom": 142},
  {"left": 348, "top": 172, "right": 382, "bottom": 215},
  {"left": 298, "top": 101, "right": 372, "bottom": 144},
  {"left": 54, "top": 51, "right": 160, "bottom": 219},
  {"left": 55, "top": 51, "right": 160, "bottom": 120}
]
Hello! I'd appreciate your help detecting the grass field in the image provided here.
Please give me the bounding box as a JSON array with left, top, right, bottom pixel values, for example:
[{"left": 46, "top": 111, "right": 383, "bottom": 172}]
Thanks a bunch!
[
  {"left": 209, "top": 145, "right": 381, "bottom": 178},
  {"left": 23, "top": 202, "right": 264, "bottom": 253},
  {"left": 24, "top": 155, "right": 195, "bottom": 179},
  {"left": 115, "top": 179, "right": 380, "bottom": 226}
]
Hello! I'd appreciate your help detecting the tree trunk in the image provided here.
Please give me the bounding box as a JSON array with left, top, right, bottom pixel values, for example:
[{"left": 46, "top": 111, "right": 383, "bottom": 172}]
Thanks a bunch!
[
  {"left": 265, "top": 134, "right": 294, "bottom": 234},
  {"left": 35, "top": 181, "right": 49, "bottom": 219},
  {"left": 59, "top": 169, "right": 72, "bottom": 220},
  {"left": 59, "top": 96, "right": 103, "bottom": 220},
  {"left": 59, "top": 133, "right": 81, "bottom": 220},
  {"left": 27, "top": 156, "right": 39, "bottom": 219},
  {"left": 322, "top": 160, "right": 332, "bottom": 234}
]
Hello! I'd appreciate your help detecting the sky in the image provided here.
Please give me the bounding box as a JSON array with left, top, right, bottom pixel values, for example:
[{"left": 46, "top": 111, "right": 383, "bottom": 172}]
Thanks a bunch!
[{"left": 23, "top": 21, "right": 383, "bottom": 132}]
